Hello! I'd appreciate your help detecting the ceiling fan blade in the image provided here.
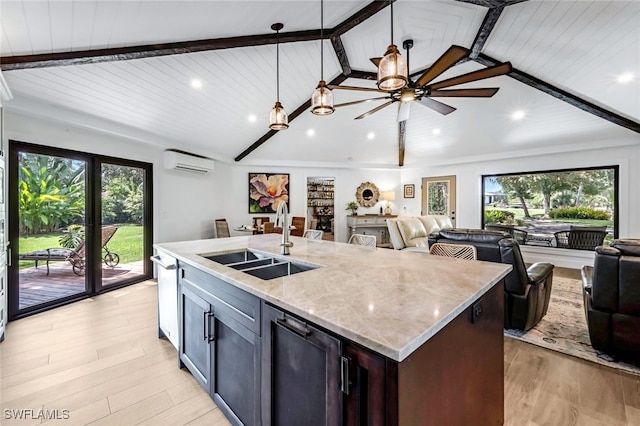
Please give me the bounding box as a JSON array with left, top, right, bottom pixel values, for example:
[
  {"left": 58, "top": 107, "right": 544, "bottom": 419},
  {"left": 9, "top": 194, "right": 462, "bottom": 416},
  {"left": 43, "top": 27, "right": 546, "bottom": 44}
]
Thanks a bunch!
[
  {"left": 416, "top": 97, "right": 456, "bottom": 115},
  {"left": 333, "top": 96, "right": 391, "bottom": 108},
  {"left": 398, "top": 121, "right": 406, "bottom": 167},
  {"left": 429, "top": 88, "right": 499, "bottom": 97},
  {"left": 328, "top": 85, "right": 384, "bottom": 93},
  {"left": 429, "top": 62, "right": 512, "bottom": 90},
  {"left": 370, "top": 57, "right": 381, "bottom": 67},
  {"left": 397, "top": 102, "right": 411, "bottom": 122},
  {"left": 415, "top": 45, "right": 470, "bottom": 88},
  {"left": 354, "top": 101, "right": 394, "bottom": 120}
]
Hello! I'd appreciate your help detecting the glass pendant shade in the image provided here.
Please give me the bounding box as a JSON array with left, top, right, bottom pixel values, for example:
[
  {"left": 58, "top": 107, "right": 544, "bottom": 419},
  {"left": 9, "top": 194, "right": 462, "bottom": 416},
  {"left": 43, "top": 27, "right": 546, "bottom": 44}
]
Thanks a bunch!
[
  {"left": 311, "top": 80, "right": 334, "bottom": 115},
  {"left": 377, "top": 44, "right": 408, "bottom": 91},
  {"left": 269, "top": 101, "right": 289, "bottom": 130}
]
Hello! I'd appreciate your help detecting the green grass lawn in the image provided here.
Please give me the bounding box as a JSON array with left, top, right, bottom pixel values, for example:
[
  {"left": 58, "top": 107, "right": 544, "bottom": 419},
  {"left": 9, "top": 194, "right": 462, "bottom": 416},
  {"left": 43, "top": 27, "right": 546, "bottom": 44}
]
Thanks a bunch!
[
  {"left": 19, "top": 225, "right": 144, "bottom": 269},
  {"left": 485, "top": 206, "right": 613, "bottom": 227}
]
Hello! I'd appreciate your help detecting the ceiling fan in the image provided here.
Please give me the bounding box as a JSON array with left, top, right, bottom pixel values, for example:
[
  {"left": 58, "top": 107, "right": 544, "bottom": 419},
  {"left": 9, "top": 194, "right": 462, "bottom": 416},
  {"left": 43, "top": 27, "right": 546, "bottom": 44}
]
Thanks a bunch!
[
  {"left": 332, "top": 40, "right": 512, "bottom": 121},
  {"left": 330, "top": 41, "right": 512, "bottom": 165}
]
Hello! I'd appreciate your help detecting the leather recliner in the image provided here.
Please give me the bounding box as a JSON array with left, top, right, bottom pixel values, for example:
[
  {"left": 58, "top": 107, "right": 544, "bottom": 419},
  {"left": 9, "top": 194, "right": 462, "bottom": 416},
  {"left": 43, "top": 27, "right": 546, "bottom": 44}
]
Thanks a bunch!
[
  {"left": 429, "top": 229, "right": 555, "bottom": 330},
  {"left": 582, "top": 239, "right": 640, "bottom": 363}
]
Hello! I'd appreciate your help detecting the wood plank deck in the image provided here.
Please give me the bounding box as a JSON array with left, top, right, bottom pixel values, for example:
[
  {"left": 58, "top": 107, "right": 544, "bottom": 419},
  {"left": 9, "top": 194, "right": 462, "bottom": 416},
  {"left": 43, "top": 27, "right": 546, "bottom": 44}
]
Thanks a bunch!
[{"left": 19, "top": 261, "right": 145, "bottom": 310}]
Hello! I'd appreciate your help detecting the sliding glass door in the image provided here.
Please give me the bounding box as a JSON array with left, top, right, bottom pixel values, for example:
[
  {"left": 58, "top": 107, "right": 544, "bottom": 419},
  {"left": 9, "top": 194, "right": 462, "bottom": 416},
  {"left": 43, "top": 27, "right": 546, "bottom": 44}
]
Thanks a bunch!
[
  {"left": 98, "top": 162, "right": 149, "bottom": 290},
  {"left": 8, "top": 141, "right": 152, "bottom": 319}
]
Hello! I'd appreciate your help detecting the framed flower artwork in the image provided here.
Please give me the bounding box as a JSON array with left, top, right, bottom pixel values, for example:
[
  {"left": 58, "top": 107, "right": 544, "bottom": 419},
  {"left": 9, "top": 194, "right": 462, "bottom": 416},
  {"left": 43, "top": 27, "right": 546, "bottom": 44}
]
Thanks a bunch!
[{"left": 248, "top": 173, "right": 290, "bottom": 213}]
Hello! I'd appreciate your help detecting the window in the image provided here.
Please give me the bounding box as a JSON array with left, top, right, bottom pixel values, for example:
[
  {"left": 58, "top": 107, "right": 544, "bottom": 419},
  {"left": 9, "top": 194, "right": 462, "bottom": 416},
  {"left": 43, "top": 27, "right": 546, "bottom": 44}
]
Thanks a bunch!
[{"left": 481, "top": 166, "right": 618, "bottom": 250}]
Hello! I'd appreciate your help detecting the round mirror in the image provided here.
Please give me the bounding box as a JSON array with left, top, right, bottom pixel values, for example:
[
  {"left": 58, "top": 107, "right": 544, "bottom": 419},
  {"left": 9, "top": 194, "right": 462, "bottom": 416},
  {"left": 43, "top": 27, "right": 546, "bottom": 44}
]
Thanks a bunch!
[{"left": 355, "top": 182, "right": 380, "bottom": 207}]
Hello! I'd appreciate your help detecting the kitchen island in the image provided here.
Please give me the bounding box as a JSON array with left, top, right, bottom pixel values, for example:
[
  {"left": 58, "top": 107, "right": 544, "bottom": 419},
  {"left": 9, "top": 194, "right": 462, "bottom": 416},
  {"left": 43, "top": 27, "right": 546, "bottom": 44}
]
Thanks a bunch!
[{"left": 155, "top": 234, "right": 512, "bottom": 425}]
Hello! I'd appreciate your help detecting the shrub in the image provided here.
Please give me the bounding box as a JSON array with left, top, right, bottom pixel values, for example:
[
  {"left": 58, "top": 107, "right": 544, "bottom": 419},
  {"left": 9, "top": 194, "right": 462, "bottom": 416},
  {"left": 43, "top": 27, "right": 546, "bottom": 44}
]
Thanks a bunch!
[
  {"left": 549, "top": 207, "right": 610, "bottom": 220},
  {"left": 58, "top": 224, "right": 85, "bottom": 249},
  {"left": 484, "top": 210, "right": 515, "bottom": 224}
]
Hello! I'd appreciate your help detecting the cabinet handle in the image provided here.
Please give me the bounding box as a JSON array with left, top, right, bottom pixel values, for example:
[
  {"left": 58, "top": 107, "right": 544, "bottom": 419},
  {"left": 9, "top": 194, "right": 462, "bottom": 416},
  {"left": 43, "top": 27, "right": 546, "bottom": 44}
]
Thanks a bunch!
[
  {"left": 207, "top": 313, "right": 216, "bottom": 342},
  {"left": 203, "top": 311, "right": 208, "bottom": 341},
  {"left": 341, "top": 356, "right": 351, "bottom": 395},
  {"left": 202, "top": 311, "right": 215, "bottom": 341},
  {"left": 276, "top": 316, "right": 311, "bottom": 338}
]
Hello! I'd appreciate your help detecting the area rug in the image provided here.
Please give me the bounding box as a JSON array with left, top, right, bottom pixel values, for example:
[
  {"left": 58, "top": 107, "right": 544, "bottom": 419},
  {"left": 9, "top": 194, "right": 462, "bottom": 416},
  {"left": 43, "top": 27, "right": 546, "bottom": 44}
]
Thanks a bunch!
[{"left": 504, "top": 276, "right": 640, "bottom": 376}]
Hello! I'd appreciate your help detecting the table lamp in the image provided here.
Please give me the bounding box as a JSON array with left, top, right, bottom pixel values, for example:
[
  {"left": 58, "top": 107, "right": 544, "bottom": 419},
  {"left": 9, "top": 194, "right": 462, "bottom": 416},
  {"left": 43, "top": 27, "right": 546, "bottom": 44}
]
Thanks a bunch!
[{"left": 381, "top": 191, "right": 395, "bottom": 215}]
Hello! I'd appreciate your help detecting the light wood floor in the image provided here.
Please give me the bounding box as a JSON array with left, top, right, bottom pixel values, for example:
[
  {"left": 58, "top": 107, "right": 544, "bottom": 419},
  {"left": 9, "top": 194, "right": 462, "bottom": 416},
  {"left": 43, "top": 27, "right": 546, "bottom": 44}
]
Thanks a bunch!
[{"left": 1, "top": 278, "right": 639, "bottom": 425}]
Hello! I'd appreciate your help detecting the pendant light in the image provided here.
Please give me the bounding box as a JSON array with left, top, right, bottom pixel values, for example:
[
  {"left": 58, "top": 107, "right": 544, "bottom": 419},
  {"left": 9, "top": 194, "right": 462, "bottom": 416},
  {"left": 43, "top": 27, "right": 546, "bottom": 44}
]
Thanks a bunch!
[
  {"left": 377, "top": 1, "right": 408, "bottom": 91},
  {"left": 311, "top": 0, "right": 334, "bottom": 115},
  {"left": 269, "top": 23, "right": 289, "bottom": 130}
]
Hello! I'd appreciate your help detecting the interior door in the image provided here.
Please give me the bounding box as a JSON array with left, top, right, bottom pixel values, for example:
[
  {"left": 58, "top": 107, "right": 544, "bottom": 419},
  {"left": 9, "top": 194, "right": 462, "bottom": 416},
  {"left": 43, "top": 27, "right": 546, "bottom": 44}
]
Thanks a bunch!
[{"left": 422, "top": 175, "right": 457, "bottom": 226}]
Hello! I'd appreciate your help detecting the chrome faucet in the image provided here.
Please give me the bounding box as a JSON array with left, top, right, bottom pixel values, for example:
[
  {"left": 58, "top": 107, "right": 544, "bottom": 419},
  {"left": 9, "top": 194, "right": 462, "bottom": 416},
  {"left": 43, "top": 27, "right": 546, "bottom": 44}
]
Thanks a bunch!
[{"left": 275, "top": 200, "right": 293, "bottom": 255}]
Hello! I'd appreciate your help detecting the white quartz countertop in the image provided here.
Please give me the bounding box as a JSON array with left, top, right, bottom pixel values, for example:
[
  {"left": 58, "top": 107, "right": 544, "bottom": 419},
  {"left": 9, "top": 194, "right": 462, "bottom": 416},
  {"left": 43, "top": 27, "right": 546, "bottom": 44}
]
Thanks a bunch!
[{"left": 155, "top": 235, "right": 511, "bottom": 362}]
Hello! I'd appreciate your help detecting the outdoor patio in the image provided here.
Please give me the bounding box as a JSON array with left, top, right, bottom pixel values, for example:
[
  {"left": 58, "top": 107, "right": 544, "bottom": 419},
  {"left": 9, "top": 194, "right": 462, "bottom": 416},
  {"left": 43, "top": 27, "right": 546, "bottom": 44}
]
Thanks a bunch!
[{"left": 18, "top": 260, "right": 145, "bottom": 310}]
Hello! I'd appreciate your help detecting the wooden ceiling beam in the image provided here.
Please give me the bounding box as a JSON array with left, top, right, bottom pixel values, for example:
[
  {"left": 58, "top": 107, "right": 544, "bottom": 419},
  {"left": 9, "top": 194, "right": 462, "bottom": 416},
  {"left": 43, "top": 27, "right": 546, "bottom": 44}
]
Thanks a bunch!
[
  {"left": 476, "top": 54, "right": 640, "bottom": 134},
  {"left": 1, "top": 29, "right": 324, "bottom": 71},
  {"left": 330, "top": 36, "right": 352, "bottom": 76},
  {"left": 469, "top": 6, "right": 505, "bottom": 59},
  {"left": 234, "top": 74, "right": 349, "bottom": 162},
  {"left": 455, "top": 0, "right": 528, "bottom": 7},
  {"left": 1, "top": 0, "right": 392, "bottom": 72},
  {"left": 331, "top": 0, "right": 394, "bottom": 38}
]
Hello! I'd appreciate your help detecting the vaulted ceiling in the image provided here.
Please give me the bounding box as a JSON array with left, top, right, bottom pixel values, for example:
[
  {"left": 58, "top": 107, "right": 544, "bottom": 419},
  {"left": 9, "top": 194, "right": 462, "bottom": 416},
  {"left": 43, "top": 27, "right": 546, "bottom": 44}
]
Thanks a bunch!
[{"left": 1, "top": 0, "right": 639, "bottom": 168}]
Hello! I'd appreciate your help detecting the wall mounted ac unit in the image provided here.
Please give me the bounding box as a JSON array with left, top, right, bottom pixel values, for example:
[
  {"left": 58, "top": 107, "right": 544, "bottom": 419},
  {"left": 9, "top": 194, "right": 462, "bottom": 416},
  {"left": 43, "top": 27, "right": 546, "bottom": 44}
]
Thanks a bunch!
[{"left": 163, "top": 150, "right": 214, "bottom": 174}]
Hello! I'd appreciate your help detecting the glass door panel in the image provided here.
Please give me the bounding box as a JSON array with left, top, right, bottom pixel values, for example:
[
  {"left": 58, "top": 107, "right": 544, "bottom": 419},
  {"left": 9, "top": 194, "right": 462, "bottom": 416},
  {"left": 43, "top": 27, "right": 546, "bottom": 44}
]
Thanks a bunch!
[
  {"left": 16, "top": 152, "right": 87, "bottom": 310},
  {"left": 99, "top": 163, "right": 146, "bottom": 288}
]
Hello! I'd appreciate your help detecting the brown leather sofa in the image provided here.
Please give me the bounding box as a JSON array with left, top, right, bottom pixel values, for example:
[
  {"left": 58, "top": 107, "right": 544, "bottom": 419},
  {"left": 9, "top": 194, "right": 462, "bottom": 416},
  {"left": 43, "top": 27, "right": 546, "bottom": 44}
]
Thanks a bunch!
[
  {"left": 582, "top": 239, "right": 640, "bottom": 363},
  {"left": 429, "top": 229, "right": 555, "bottom": 330}
]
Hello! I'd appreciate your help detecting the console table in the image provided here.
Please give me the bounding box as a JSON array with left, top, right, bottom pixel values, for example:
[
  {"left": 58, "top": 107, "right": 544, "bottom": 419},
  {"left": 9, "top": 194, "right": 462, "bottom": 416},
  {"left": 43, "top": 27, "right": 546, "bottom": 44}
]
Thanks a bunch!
[{"left": 347, "top": 215, "right": 397, "bottom": 248}]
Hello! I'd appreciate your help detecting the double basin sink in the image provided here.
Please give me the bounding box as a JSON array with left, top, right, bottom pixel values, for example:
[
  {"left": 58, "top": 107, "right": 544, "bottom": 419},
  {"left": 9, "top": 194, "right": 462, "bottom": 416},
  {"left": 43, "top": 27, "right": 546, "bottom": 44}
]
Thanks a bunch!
[{"left": 201, "top": 249, "right": 320, "bottom": 280}]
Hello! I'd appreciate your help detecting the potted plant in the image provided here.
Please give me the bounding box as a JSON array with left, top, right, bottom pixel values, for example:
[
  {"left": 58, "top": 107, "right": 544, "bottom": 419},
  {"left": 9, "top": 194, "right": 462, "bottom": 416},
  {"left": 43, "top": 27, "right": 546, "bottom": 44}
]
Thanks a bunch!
[{"left": 346, "top": 201, "right": 358, "bottom": 215}]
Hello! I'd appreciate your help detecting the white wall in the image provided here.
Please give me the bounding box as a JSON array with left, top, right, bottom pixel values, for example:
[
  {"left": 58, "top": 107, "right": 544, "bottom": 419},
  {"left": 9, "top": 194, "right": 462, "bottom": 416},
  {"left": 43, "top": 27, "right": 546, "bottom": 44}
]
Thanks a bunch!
[
  {"left": 4, "top": 111, "right": 401, "bottom": 244},
  {"left": 5, "top": 111, "right": 222, "bottom": 243},
  {"left": 7, "top": 109, "right": 639, "bottom": 265},
  {"left": 217, "top": 164, "right": 400, "bottom": 242},
  {"left": 400, "top": 141, "right": 640, "bottom": 268}
]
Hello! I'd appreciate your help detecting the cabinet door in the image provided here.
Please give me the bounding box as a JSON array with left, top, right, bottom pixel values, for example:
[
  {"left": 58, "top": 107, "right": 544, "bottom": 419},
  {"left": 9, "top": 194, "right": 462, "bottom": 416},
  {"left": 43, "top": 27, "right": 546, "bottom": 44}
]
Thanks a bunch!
[
  {"left": 211, "top": 313, "right": 261, "bottom": 426},
  {"left": 343, "top": 341, "right": 398, "bottom": 426},
  {"left": 262, "top": 303, "right": 342, "bottom": 426},
  {"left": 179, "top": 283, "right": 212, "bottom": 392}
]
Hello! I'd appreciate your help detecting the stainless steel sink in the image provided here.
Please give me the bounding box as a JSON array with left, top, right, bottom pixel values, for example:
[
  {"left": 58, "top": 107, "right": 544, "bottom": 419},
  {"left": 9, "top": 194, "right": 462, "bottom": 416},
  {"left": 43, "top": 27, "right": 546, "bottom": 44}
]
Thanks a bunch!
[{"left": 201, "top": 249, "right": 320, "bottom": 280}]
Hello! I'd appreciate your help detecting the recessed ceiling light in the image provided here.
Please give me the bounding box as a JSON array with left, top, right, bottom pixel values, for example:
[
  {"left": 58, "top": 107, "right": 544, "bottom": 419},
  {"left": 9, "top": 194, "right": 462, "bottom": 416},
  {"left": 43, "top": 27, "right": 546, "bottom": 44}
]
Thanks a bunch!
[
  {"left": 511, "top": 110, "right": 526, "bottom": 120},
  {"left": 191, "top": 79, "right": 202, "bottom": 89},
  {"left": 367, "top": 132, "right": 375, "bottom": 140},
  {"left": 306, "top": 129, "right": 315, "bottom": 137},
  {"left": 248, "top": 114, "right": 257, "bottom": 123},
  {"left": 617, "top": 72, "right": 635, "bottom": 84},
  {"left": 432, "top": 128, "right": 441, "bottom": 135}
]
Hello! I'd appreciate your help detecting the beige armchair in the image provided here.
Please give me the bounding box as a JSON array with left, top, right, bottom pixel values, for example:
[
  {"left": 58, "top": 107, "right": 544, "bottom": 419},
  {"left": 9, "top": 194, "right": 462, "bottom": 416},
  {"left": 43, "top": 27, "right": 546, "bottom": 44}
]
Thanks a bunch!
[{"left": 386, "top": 215, "right": 453, "bottom": 252}]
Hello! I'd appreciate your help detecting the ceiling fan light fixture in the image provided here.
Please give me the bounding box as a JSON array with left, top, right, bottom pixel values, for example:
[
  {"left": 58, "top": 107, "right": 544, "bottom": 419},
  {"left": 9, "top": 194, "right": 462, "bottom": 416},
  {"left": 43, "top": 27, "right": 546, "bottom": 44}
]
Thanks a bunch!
[
  {"left": 399, "top": 88, "right": 415, "bottom": 103},
  {"left": 311, "top": 80, "right": 335, "bottom": 115},
  {"left": 378, "top": 44, "right": 408, "bottom": 92},
  {"left": 269, "top": 101, "right": 289, "bottom": 130}
]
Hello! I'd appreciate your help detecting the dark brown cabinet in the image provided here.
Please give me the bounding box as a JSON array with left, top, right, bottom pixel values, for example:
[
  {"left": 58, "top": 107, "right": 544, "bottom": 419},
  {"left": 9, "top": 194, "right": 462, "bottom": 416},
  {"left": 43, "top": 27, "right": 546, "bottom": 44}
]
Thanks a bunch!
[
  {"left": 261, "top": 303, "right": 342, "bottom": 426},
  {"left": 343, "top": 341, "right": 398, "bottom": 426},
  {"left": 177, "top": 261, "right": 504, "bottom": 426}
]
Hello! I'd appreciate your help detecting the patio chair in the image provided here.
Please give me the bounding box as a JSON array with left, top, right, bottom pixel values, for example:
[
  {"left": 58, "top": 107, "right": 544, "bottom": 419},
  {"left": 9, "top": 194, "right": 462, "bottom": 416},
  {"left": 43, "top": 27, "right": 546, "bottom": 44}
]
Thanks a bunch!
[
  {"left": 485, "top": 223, "right": 529, "bottom": 245},
  {"left": 19, "top": 225, "right": 120, "bottom": 276},
  {"left": 554, "top": 226, "right": 607, "bottom": 250}
]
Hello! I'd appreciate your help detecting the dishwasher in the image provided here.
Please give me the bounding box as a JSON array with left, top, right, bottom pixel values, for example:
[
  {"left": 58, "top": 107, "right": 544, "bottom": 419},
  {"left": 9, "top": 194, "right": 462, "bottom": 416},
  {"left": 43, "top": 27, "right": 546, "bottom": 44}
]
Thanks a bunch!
[{"left": 151, "top": 250, "right": 179, "bottom": 349}]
